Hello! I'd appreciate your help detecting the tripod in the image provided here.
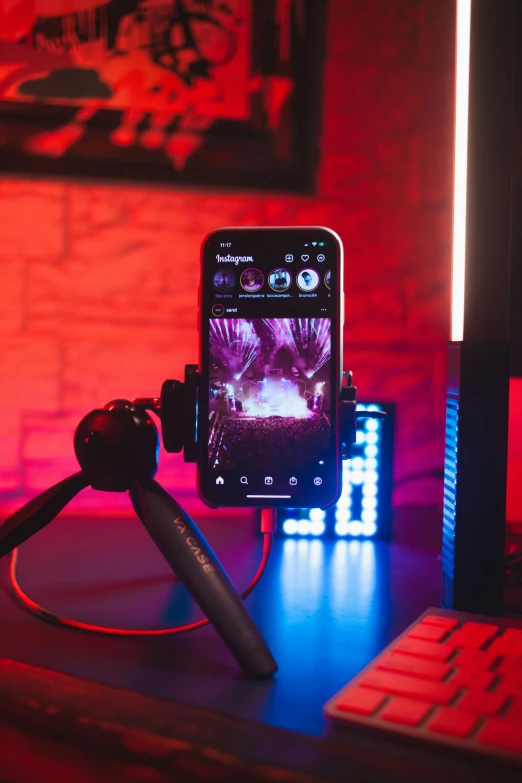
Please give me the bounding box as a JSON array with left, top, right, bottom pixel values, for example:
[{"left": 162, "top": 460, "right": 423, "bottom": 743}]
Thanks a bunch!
[
  {"left": 0, "top": 366, "right": 383, "bottom": 678},
  {"left": 0, "top": 396, "right": 277, "bottom": 678}
]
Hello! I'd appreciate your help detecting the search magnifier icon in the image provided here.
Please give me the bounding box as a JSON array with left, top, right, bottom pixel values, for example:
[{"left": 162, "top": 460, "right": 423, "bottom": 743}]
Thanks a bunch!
[{"left": 240, "top": 476, "right": 248, "bottom": 485}]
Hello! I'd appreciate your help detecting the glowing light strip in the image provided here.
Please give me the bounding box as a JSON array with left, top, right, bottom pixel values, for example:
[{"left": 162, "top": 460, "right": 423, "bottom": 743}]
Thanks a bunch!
[{"left": 451, "top": 0, "right": 472, "bottom": 342}]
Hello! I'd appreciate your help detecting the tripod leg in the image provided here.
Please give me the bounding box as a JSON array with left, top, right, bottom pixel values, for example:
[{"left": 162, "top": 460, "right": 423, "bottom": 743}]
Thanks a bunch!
[
  {"left": 0, "top": 472, "right": 89, "bottom": 558},
  {"left": 130, "top": 479, "right": 278, "bottom": 678}
]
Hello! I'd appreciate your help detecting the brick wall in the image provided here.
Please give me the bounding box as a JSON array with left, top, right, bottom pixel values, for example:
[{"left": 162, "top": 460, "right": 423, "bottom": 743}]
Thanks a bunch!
[{"left": 0, "top": 0, "right": 456, "bottom": 519}]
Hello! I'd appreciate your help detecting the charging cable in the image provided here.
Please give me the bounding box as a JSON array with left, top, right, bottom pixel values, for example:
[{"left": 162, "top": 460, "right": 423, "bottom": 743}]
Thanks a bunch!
[{"left": 7, "top": 508, "right": 277, "bottom": 637}]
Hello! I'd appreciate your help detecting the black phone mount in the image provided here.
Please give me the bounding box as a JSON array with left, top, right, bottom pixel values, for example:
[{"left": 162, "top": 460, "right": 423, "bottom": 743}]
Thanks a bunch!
[
  {"left": 0, "top": 365, "right": 384, "bottom": 678},
  {"left": 155, "top": 366, "right": 384, "bottom": 461}
]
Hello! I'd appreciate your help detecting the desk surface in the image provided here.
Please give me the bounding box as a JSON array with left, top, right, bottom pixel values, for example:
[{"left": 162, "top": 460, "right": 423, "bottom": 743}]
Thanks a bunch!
[{"left": 0, "top": 509, "right": 441, "bottom": 738}]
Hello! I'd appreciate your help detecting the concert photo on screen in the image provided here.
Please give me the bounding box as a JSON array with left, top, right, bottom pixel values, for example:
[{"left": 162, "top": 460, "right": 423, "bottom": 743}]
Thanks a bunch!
[{"left": 208, "top": 318, "right": 332, "bottom": 471}]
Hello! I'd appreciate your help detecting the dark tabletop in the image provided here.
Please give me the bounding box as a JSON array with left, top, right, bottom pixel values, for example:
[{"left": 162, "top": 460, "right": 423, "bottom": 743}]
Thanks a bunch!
[{"left": 0, "top": 506, "right": 441, "bottom": 738}]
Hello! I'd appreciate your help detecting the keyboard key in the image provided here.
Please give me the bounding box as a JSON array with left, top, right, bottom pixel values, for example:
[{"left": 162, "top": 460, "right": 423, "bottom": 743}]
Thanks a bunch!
[
  {"left": 445, "top": 631, "right": 491, "bottom": 649},
  {"left": 461, "top": 622, "right": 499, "bottom": 637},
  {"left": 457, "top": 689, "right": 507, "bottom": 716},
  {"left": 446, "top": 622, "right": 498, "bottom": 648},
  {"left": 393, "top": 638, "right": 453, "bottom": 662},
  {"left": 452, "top": 649, "right": 498, "bottom": 669},
  {"left": 497, "top": 657, "right": 522, "bottom": 675},
  {"left": 380, "top": 697, "right": 432, "bottom": 727},
  {"left": 377, "top": 653, "right": 452, "bottom": 682},
  {"left": 450, "top": 668, "right": 496, "bottom": 690},
  {"left": 429, "top": 707, "right": 479, "bottom": 738},
  {"left": 478, "top": 717, "right": 522, "bottom": 753},
  {"left": 408, "top": 625, "right": 447, "bottom": 643},
  {"left": 488, "top": 637, "right": 522, "bottom": 657},
  {"left": 335, "top": 686, "right": 386, "bottom": 716},
  {"left": 504, "top": 697, "right": 522, "bottom": 723},
  {"left": 495, "top": 674, "right": 522, "bottom": 698},
  {"left": 359, "top": 671, "right": 458, "bottom": 704},
  {"left": 421, "top": 615, "right": 459, "bottom": 630},
  {"left": 445, "top": 623, "right": 498, "bottom": 649},
  {"left": 503, "top": 629, "right": 522, "bottom": 644}
]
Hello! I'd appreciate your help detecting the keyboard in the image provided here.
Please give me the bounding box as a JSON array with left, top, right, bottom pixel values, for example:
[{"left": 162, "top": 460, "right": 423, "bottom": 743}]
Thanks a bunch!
[{"left": 324, "top": 608, "right": 522, "bottom": 765}]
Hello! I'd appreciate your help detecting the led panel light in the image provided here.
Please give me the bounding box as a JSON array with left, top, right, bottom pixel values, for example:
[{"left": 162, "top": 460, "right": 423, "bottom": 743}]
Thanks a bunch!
[{"left": 278, "top": 401, "right": 395, "bottom": 539}]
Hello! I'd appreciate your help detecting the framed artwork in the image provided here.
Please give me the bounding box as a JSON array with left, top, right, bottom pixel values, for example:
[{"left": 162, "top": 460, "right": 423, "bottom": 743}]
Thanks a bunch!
[{"left": 0, "top": 0, "right": 327, "bottom": 191}]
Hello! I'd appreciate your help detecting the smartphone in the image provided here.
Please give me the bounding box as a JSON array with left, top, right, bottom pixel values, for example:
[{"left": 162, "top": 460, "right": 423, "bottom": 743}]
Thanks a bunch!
[{"left": 198, "top": 227, "right": 343, "bottom": 509}]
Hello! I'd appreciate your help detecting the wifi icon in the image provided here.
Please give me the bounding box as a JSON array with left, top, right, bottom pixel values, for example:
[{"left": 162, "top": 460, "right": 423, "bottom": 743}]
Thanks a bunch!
[{"left": 312, "top": 242, "right": 317, "bottom": 246}]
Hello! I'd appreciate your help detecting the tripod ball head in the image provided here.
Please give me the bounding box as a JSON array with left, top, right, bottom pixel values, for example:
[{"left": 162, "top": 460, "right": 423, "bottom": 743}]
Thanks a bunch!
[{"left": 74, "top": 400, "right": 159, "bottom": 491}]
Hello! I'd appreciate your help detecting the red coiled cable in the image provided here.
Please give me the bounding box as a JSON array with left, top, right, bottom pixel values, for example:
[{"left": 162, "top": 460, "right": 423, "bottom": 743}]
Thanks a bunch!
[{"left": 8, "top": 513, "right": 276, "bottom": 637}]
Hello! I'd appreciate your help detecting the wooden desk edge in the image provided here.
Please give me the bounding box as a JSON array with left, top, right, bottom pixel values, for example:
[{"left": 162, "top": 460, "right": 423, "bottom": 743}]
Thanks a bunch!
[{"left": 0, "top": 657, "right": 517, "bottom": 783}]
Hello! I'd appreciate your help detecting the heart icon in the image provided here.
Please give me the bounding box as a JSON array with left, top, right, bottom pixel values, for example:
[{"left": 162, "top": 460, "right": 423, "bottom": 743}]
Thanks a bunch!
[{"left": 301, "top": 254, "right": 309, "bottom": 261}]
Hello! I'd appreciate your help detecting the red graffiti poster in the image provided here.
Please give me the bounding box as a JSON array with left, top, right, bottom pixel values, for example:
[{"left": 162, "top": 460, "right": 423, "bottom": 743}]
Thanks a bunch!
[{"left": 0, "top": 0, "right": 325, "bottom": 190}]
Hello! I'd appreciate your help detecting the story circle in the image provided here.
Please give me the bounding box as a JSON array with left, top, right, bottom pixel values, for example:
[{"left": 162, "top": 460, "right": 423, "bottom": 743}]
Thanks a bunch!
[
  {"left": 213, "top": 269, "right": 236, "bottom": 292},
  {"left": 240, "top": 268, "right": 264, "bottom": 292},
  {"left": 297, "top": 268, "right": 320, "bottom": 292},
  {"left": 268, "top": 267, "right": 292, "bottom": 292}
]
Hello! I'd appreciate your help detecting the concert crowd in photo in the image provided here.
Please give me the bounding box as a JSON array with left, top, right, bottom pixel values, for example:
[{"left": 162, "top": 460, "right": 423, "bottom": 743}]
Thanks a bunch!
[{"left": 208, "top": 318, "right": 332, "bottom": 471}]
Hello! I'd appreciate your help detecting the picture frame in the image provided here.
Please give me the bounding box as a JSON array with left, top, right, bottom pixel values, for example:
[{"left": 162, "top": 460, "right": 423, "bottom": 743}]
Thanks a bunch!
[{"left": 0, "top": 0, "right": 327, "bottom": 192}]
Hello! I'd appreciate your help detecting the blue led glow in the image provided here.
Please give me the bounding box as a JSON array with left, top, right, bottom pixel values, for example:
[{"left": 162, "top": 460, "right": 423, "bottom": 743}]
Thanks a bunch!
[
  {"left": 310, "top": 520, "right": 326, "bottom": 536},
  {"left": 334, "top": 401, "right": 384, "bottom": 537},
  {"left": 348, "top": 520, "right": 362, "bottom": 536},
  {"left": 362, "top": 521, "right": 377, "bottom": 537},
  {"left": 283, "top": 519, "right": 298, "bottom": 535},
  {"left": 297, "top": 519, "right": 311, "bottom": 536},
  {"left": 281, "top": 401, "right": 388, "bottom": 540},
  {"left": 335, "top": 508, "right": 351, "bottom": 522}
]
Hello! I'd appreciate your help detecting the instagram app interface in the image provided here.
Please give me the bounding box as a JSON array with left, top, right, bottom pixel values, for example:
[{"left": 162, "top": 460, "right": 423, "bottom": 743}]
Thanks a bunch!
[{"left": 201, "top": 229, "right": 341, "bottom": 506}]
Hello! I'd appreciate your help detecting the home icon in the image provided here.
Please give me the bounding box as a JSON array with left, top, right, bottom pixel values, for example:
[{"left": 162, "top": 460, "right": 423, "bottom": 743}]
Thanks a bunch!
[{"left": 215, "top": 476, "right": 225, "bottom": 485}]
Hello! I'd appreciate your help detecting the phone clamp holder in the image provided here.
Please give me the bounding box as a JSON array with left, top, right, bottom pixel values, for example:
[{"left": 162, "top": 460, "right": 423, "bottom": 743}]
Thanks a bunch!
[
  {"left": 154, "top": 366, "right": 385, "bottom": 462},
  {"left": 0, "top": 391, "right": 277, "bottom": 679}
]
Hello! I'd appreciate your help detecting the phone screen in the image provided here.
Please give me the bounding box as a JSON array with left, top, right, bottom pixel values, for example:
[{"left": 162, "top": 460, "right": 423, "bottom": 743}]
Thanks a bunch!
[{"left": 198, "top": 227, "right": 343, "bottom": 508}]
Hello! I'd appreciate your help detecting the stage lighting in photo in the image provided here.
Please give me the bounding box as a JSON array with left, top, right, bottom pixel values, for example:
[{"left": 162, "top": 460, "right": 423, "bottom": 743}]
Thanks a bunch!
[{"left": 278, "top": 402, "right": 395, "bottom": 540}]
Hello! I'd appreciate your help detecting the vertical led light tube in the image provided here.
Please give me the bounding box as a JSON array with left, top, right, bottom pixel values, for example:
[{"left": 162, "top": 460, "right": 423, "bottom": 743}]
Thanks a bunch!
[
  {"left": 451, "top": 0, "right": 472, "bottom": 342},
  {"left": 443, "top": 0, "right": 514, "bottom": 615}
]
